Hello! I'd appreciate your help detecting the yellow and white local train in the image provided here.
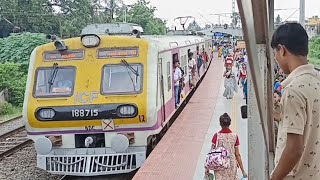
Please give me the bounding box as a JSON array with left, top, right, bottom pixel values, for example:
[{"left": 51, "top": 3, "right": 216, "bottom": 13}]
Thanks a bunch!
[{"left": 23, "top": 23, "right": 212, "bottom": 176}]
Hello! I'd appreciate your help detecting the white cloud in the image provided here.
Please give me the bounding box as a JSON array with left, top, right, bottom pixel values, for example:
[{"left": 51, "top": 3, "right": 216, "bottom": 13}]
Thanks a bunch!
[{"left": 122, "top": 0, "right": 320, "bottom": 28}]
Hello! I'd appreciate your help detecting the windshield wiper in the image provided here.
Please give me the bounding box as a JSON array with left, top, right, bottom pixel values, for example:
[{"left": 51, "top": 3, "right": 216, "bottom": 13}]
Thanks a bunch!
[
  {"left": 120, "top": 59, "right": 139, "bottom": 77},
  {"left": 120, "top": 59, "right": 139, "bottom": 92},
  {"left": 48, "top": 63, "right": 59, "bottom": 93}
]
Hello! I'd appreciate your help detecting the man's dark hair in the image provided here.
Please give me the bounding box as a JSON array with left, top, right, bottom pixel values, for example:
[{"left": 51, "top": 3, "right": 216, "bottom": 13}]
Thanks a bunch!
[
  {"left": 220, "top": 113, "right": 231, "bottom": 127},
  {"left": 271, "top": 22, "right": 308, "bottom": 56}
]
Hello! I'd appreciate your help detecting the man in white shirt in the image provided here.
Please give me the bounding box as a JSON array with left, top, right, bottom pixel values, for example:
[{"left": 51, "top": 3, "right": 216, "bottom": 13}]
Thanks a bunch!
[
  {"left": 188, "top": 52, "right": 197, "bottom": 88},
  {"left": 174, "top": 60, "right": 182, "bottom": 108}
]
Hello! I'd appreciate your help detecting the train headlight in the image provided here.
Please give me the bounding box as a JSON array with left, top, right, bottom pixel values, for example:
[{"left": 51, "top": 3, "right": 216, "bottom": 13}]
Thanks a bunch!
[
  {"left": 35, "top": 137, "right": 52, "bottom": 155},
  {"left": 38, "top": 109, "right": 55, "bottom": 120},
  {"left": 117, "top": 105, "right": 137, "bottom": 117},
  {"left": 81, "top": 34, "right": 100, "bottom": 48}
]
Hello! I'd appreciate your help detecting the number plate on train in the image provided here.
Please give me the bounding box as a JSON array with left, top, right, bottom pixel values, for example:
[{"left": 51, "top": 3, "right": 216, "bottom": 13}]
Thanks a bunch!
[{"left": 71, "top": 109, "right": 99, "bottom": 118}]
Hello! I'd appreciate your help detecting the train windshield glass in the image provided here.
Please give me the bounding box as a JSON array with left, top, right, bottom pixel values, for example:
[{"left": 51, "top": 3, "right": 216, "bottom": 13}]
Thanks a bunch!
[
  {"left": 34, "top": 67, "right": 76, "bottom": 97},
  {"left": 102, "top": 64, "right": 143, "bottom": 94}
]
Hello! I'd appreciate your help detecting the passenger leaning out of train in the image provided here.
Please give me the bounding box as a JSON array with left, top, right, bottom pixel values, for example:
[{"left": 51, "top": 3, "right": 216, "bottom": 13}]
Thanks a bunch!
[
  {"left": 196, "top": 51, "right": 203, "bottom": 78},
  {"left": 188, "top": 52, "right": 197, "bottom": 88},
  {"left": 206, "top": 113, "right": 248, "bottom": 179},
  {"left": 270, "top": 22, "right": 320, "bottom": 180},
  {"left": 173, "top": 60, "right": 182, "bottom": 109}
]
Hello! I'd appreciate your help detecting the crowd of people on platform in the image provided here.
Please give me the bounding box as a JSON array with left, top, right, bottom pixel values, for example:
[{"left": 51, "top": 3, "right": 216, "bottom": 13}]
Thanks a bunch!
[
  {"left": 204, "top": 43, "right": 249, "bottom": 180},
  {"left": 205, "top": 22, "right": 320, "bottom": 180},
  {"left": 221, "top": 45, "right": 248, "bottom": 102}
]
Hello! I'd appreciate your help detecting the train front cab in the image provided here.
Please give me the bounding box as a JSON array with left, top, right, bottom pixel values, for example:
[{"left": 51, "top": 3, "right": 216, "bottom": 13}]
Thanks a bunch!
[{"left": 23, "top": 35, "right": 159, "bottom": 176}]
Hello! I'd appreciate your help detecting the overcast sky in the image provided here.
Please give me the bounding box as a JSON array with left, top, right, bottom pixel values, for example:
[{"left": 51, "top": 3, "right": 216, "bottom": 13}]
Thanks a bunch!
[{"left": 122, "top": 0, "right": 320, "bottom": 28}]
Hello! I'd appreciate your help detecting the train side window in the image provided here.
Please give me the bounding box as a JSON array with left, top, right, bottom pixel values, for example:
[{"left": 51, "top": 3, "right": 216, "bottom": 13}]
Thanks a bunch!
[
  {"left": 33, "top": 67, "right": 76, "bottom": 98},
  {"left": 167, "top": 61, "right": 171, "bottom": 91}
]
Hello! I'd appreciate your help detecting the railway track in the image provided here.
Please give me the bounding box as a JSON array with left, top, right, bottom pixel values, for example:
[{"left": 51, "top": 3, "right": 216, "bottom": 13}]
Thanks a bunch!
[
  {"left": 0, "top": 116, "right": 32, "bottom": 160},
  {"left": 0, "top": 115, "right": 22, "bottom": 125}
]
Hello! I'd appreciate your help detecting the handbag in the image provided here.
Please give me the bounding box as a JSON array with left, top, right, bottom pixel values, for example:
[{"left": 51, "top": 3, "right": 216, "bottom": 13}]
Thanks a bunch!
[{"left": 205, "top": 133, "right": 231, "bottom": 171}]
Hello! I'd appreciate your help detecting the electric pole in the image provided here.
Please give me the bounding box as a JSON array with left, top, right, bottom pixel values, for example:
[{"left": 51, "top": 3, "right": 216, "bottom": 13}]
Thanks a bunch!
[
  {"left": 232, "top": 0, "right": 236, "bottom": 28},
  {"left": 299, "top": 0, "right": 305, "bottom": 28}
]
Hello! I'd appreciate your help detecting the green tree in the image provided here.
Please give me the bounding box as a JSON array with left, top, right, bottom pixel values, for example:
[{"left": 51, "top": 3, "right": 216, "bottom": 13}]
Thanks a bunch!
[
  {"left": 0, "top": 33, "right": 49, "bottom": 65},
  {"left": 0, "top": 0, "right": 59, "bottom": 37},
  {"left": 0, "top": 63, "right": 27, "bottom": 107},
  {"left": 275, "top": 14, "right": 282, "bottom": 24},
  {"left": 116, "top": 0, "right": 166, "bottom": 35},
  {"left": 187, "top": 20, "right": 202, "bottom": 31},
  {"left": 205, "top": 24, "right": 212, "bottom": 29}
]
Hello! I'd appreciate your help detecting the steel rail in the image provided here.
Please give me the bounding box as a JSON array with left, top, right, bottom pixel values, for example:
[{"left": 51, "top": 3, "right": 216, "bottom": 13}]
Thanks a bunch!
[
  {"left": 0, "top": 115, "right": 22, "bottom": 126},
  {"left": 0, "top": 139, "right": 33, "bottom": 160},
  {"left": 0, "top": 125, "right": 25, "bottom": 140},
  {"left": 0, "top": 125, "right": 32, "bottom": 160}
]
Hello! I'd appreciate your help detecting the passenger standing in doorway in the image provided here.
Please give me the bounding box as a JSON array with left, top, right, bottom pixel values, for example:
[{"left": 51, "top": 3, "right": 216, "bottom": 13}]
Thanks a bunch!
[
  {"left": 173, "top": 60, "right": 182, "bottom": 109},
  {"left": 188, "top": 52, "right": 197, "bottom": 88},
  {"left": 197, "top": 51, "right": 203, "bottom": 78},
  {"left": 270, "top": 23, "right": 320, "bottom": 180}
]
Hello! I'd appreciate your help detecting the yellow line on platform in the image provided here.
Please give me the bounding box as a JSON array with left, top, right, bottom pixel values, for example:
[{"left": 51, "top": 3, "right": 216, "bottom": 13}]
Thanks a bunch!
[
  {"left": 235, "top": 96, "right": 239, "bottom": 133},
  {"left": 231, "top": 95, "right": 239, "bottom": 133}
]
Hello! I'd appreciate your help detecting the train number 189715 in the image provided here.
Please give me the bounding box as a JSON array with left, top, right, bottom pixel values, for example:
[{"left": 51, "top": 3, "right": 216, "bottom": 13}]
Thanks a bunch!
[{"left": 71, "top": 109, "right": 99, "bottom": 118}]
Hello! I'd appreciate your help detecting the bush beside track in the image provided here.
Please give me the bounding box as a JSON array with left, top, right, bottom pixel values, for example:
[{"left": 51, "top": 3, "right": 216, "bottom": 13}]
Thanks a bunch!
[
  {"left": 0, "top": 33, "right": 49, "bottom": 117},
  {"left": 309, "top": 36, "right": 320, "bottom": 67}
]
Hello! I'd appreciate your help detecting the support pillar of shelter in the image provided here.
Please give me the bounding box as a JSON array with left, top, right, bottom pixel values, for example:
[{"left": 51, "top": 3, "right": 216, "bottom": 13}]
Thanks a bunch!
[
  {"left": 237, "top": 0, "right": 275, "bottom": 179},
  {"left": 247, "top": 45, "right": 268, "bottom": 180}
]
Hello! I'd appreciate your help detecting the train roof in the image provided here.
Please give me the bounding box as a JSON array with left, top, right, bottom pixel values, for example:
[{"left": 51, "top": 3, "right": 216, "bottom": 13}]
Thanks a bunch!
[
  {"left": 142, "top": 35, "right": 207, "bottom": 51},
  {"left": 81, "top": 23, "right": 144, "bottom": 35}
]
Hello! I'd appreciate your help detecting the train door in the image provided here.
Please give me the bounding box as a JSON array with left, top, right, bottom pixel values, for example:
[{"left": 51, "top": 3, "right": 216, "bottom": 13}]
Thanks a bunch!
[
  {"left": 171, "top": 48, "right": 180, "bottom": 89},
  {"left": 158, "top": 58, "right": 166, "bottom": 125}
]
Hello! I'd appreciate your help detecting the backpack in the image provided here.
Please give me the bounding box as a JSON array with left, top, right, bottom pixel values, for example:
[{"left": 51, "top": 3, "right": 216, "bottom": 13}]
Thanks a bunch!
[
  {"left": 178, "top": 67, "right": 185, "bottom": 88},
  {"left": 205, "top": 133, "right": 231, "bottom": 171},
  {"left": 179, "top": 67, "right": 184, "bottom": 77}
]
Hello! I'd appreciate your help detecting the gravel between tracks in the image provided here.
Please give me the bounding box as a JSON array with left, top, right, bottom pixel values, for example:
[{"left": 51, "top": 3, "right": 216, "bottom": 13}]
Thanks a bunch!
[
  {"left": 0, "top": 118, "right": 24, "bottom": 137},
  {"left": 0, "top": 144, "right": 63, "bottom": 180}
]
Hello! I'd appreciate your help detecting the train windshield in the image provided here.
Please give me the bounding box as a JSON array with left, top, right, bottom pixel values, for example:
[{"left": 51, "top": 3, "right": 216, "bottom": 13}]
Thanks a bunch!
[
  {"left": 102, "top": 64, "right": 143, "bottom": 95},
  {"left": 34, "top": 67, "right": 76, "bottom": 97}
]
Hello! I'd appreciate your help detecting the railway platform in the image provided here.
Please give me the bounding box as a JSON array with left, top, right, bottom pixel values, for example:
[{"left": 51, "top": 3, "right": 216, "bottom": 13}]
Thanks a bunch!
[{"left": 133, "top": 57, "right": 248, "bottom": 180}]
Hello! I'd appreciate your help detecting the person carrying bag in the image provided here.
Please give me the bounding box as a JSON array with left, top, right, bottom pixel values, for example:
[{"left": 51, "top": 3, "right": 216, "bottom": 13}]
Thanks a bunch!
[{"left": 204, "top": 113, "right": 248, "bottom": 180}]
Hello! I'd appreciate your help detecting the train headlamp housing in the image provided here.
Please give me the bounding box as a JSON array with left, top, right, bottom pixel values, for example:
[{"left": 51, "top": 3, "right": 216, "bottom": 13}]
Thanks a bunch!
[
  {"left": 117, "top": 105, "right": 137, "bottom": 118},
  {"left": 54, "top": 40, "right": 68, "bottom": 51},
  {"left": 81, "top": 34, "right": 100, "bottom": 48},
  {"left": 37, "top": 108, "right": 55, "bottom": 120}
]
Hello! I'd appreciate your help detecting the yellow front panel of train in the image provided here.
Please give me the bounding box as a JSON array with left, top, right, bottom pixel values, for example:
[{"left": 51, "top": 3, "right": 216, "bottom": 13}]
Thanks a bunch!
[{"left": 27, "top": 36, "right": 149, "bottom": 129}]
